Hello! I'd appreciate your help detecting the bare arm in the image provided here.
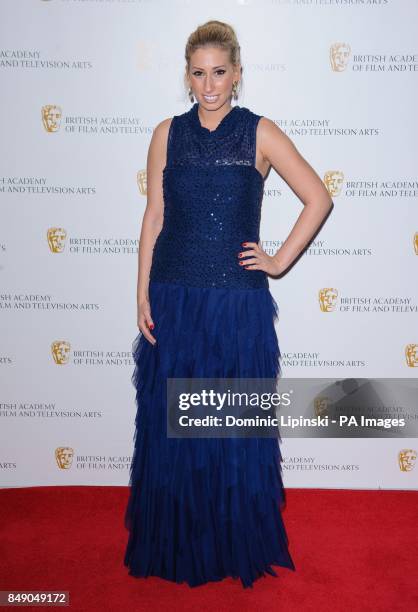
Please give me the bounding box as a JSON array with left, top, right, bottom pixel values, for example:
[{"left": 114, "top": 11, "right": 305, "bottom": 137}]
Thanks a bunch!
[
  {"left": 245, "top": 118, "right": 333, "bottom": 275},
  {"left": 136, "top": 117, "right": 171, "bottom": 343},
  {"left": 259, "top": 117, "right": 332, "bottom": 270}
]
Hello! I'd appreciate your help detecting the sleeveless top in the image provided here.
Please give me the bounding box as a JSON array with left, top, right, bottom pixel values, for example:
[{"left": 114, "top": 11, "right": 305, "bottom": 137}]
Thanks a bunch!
[{"left": 149, "top": 101, "right": 268, "bottom": 290}]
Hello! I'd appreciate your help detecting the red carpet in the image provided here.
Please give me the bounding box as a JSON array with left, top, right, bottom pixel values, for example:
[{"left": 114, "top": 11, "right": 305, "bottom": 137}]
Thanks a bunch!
[{"left": 0, "top": 486, "right": 417, "bottom": 611}]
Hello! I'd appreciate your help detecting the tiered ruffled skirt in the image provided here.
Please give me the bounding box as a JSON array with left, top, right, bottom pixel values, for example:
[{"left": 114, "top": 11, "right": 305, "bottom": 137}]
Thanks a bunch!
[{"left": 123, "top": 280, "right": 296, "bottom": 588}]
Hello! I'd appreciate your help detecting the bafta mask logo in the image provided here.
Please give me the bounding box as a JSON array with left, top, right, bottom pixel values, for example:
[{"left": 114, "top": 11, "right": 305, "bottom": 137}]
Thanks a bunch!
[
  {"left": 398, "top": 449, "right": 417, "bottom": 472},
  {"left": 47, "top": 227, "right": 67, "bottom": 253},
  {"left": 55, "top": 447, "right": 74, "bottom": 470},
  {"left": 314, "top": 396, "right": 331, "bottom": 417},
  {"left": 42, "top": 105, "right": 62, "bottom": 132},
  {"left": 137, "top": 169, "right": 147, "bottom": 196},
  {"left": 51, "top": 340, "right": 71, "bottom": 365},
  {"left": 330, "top": 43, "right": 351, "bottom": 72},
  {"left": 414, "top": 232, "right": 418, "bottom": 255},
  {"left": 324, "top": 171, "right": 344, "bottom": 197},
  {"left": 319, "top": 288, "right": 338, "bottom": 312},
  {"left": 405, "top": 344, "right": 418, "bottom": 367}
]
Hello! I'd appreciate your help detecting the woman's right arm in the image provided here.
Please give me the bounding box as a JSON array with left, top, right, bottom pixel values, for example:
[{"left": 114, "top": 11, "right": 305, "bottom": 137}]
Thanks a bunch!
[{"left": 136, "top": 117, "right": 172, "bottom": 345}]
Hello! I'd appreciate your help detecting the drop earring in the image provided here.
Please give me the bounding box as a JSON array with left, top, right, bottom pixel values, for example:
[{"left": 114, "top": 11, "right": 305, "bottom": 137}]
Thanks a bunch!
[
  {"left": 232, "top": 81, "right": 238, "bottom": 101},
  {"left": 188, "top": 88, "right": 194, "bottom": 103}
]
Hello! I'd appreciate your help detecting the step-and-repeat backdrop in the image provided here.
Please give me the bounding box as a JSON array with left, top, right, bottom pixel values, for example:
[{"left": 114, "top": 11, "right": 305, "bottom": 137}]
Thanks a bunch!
[{"left": 1, "top": 0, "right": 417, "bottom": 490}]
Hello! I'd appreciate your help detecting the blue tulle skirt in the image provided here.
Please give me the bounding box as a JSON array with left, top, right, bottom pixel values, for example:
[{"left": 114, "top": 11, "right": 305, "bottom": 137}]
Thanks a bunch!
[{"left": 123, "top": 280, "right": 296, "bottom": 588}]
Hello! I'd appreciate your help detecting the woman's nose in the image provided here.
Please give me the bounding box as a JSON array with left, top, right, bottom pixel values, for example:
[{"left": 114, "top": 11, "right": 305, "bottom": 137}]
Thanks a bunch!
[{"left": 203, "top": 77, "right": 214, "bottom": 92}]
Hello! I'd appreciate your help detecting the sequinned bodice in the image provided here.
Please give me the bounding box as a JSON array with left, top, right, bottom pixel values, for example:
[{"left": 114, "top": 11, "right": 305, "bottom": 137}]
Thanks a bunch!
[{"left": 149, "top": 102, "right": 268, "bottom": 289}]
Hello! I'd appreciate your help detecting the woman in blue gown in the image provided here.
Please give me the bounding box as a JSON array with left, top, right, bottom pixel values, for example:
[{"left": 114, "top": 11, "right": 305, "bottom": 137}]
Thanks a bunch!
[{"left": 124, "top": 20, "right": 332, "bottom": 589}]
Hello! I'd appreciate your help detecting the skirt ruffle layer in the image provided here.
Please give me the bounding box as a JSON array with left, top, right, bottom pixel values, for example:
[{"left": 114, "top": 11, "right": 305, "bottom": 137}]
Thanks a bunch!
[{"left": 124, "top": 280, "right": 296, "bottom": 588}]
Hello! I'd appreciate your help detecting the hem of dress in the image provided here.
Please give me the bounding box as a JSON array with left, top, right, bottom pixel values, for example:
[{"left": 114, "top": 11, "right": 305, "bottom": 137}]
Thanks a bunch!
[{"left": 124, "top": 560, "right": 296, "bottom": 590}]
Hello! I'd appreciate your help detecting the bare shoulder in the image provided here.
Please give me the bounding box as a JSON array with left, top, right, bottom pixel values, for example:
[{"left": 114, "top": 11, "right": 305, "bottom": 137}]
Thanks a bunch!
[
  {"left": 148, "top": 117, "right": 174, "bottom": 168},
  {"left": 257, "top": 115, "right": 296, "bottom": 160},
  {"left": 258, "top": 116, "right": 290, "bottom": 143},
  {"left": 152, "top": 116, "right": 173, "bottom": 143}
]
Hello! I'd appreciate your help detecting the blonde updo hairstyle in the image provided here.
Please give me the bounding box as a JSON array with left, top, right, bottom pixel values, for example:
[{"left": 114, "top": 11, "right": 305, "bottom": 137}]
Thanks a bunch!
[{"left": 184, "top": 20, "right": 243, "bottom": 103}]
